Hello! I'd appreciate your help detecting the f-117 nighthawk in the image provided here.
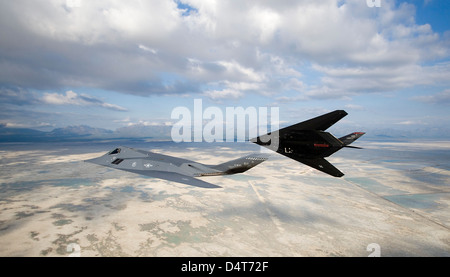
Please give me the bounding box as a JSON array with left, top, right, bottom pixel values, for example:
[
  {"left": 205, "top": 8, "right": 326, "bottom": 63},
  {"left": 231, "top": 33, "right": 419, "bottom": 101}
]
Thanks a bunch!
[{"left": 86, "top": 110, "right": 364, "bottom": 188}]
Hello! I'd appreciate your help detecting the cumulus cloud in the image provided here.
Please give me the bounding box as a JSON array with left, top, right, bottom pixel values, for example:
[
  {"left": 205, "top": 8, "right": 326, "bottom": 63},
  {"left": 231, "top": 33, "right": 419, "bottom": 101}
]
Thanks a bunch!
[{"left": 0, "top": 0, "right": 448, "bottom": 100}]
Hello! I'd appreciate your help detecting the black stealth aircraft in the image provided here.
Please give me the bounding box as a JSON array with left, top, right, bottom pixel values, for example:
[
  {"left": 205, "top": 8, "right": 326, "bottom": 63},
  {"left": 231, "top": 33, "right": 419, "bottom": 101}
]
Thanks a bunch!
[
  {"left": 86, "top": 110, "right": 364, "bottom": 188},
  {"left": 250, "top": 110, "right": 364, "bottom": 178}
]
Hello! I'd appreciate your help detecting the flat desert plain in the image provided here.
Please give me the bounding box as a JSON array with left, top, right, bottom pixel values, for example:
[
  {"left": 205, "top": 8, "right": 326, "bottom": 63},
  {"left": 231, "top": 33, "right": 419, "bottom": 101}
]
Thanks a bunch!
[{"left": 0, "top": 140, "right": 449, "bottom": 256}]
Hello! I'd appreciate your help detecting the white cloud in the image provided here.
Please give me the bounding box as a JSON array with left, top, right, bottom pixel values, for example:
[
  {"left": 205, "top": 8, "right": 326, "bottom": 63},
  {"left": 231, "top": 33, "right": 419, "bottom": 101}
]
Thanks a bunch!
[
  {"left": 138, "top": 44, "right": 157, "bottom": 54},
  {"left": 203, "top": 89, "right": 244, "bottom": 101},
  {"left": 42, "top": 90, "right": 127, "bottom": 111},
  {"left": 42, "top": 90, "right": 78, "bottom": 105},
  {"left": 248, "top": 6, "right": 281, "bottom": 43},
  {"left": 126, "top": 120, "right": 172, "bottom": 127},
  {"left": 2, "top": 121, "right": 54, "bottom": 128},
  {"left": 395, "top": 120, "right": 427, "bottom": 125}
]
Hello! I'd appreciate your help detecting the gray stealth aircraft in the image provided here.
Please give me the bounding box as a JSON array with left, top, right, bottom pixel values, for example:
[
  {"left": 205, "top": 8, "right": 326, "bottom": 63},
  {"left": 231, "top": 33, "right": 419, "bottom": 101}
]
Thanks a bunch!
[{"left": 86, "top": 110, "right": 364, "bottom": 188}]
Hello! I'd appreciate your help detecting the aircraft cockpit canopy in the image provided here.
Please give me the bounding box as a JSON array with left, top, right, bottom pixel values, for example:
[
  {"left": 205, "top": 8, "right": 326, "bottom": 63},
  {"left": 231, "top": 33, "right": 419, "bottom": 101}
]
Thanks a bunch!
[{"left": 109, "top": 148, "right": 121, "bottom": 155}]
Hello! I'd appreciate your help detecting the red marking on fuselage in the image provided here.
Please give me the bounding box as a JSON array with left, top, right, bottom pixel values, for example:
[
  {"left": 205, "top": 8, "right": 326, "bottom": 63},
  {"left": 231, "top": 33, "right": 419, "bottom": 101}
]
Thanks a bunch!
[{"left": 314, "top": 143, "right": 330, "bottom": 148}]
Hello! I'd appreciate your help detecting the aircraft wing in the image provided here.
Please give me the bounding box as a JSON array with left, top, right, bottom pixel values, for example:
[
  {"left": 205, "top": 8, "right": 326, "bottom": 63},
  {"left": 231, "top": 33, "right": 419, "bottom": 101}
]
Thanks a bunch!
[
  {"left": 285, "top": 155, "right": 345, "bottom": 177},
  {"left": 278, "top": 110, "right": 348, "bottom": 132},
  {"left": 212, "top": 153, "right": 270, "bottom": 174},
  {"left": 124, "top": 169, "right": 222, "bottom": 188}
]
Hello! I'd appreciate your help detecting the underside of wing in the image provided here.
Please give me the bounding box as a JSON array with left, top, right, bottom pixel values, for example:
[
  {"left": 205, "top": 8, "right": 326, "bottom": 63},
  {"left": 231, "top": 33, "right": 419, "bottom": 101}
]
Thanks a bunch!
[
  {"left": 123, "top": 169, "right": 222, "bottom": 188},
  {"left": 211, "top": 153, "right": 270, "bottom": 174},
  {"left": 283, "top": 154, "right": 344, "bottom": 177}
]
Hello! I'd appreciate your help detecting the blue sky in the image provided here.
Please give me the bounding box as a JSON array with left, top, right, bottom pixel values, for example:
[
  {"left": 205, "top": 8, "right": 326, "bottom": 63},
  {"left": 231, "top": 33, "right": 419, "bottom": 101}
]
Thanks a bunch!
[{"left": 0, "top": 0, "right": 449, "bottom": 138}]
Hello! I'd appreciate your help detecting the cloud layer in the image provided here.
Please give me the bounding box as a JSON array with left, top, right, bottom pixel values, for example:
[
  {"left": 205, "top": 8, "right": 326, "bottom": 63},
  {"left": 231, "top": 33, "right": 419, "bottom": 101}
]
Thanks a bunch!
[{"left": 1, "top": 0, "right": 448, "bottom": 100}]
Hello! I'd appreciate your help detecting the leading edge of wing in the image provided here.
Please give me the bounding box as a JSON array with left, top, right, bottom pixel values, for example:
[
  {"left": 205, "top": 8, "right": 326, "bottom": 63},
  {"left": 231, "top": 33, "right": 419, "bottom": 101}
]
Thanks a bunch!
[
  {"left": 279, "top": 110, "right": 348, "bottom": 132},
  {"left": 125, "top": 169, "right": 222, "bottom": 188}
]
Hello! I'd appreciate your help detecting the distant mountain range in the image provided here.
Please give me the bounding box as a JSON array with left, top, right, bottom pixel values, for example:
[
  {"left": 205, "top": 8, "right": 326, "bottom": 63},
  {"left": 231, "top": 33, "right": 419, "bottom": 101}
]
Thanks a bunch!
[
  {"left": 0, "top": 124, "right": 172, "bottom": 142},
  {"left": 0, "top": 124, "right": 448, "bottom": 143}
]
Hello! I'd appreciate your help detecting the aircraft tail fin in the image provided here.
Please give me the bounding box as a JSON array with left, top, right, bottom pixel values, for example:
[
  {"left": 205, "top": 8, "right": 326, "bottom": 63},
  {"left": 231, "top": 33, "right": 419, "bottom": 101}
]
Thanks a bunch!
[
  {"left": 212, "top": 153, "right": 270, "bottom": 175},
  {"left": 339, "top": 132, "right": 365, "bottom": 147}
]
